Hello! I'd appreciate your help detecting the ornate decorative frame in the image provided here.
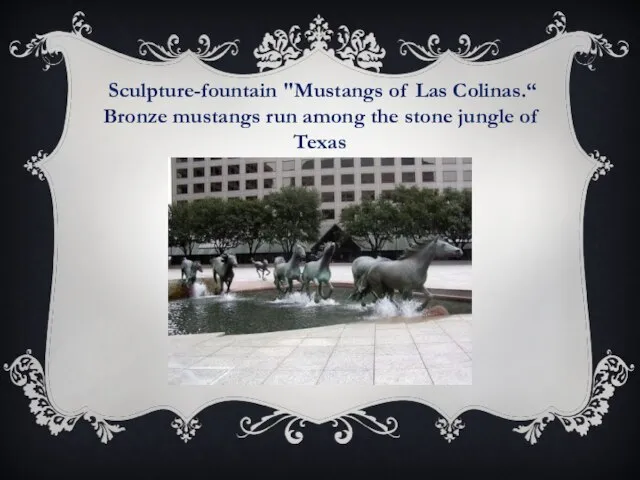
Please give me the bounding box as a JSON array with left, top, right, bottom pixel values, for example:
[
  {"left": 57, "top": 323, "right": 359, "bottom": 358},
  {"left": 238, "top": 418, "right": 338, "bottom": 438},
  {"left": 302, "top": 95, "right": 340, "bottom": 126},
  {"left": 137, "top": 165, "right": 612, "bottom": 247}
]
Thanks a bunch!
[{"left": 6, "top": 11, "right": 632, "bottom": 445}]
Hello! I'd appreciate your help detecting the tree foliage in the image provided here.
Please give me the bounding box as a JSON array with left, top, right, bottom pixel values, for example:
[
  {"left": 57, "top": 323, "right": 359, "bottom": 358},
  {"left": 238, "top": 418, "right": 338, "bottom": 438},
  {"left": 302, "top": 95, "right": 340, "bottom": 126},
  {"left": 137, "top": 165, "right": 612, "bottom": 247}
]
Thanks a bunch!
[
  {"left": 340, "top": 198, "right": 398, "bottom": 255},
  {"left": 168, "top": 202, "right": 202, "bottom": 256},
  {"left": 263, "top": 186, "right": 322, "bottom": 255}
]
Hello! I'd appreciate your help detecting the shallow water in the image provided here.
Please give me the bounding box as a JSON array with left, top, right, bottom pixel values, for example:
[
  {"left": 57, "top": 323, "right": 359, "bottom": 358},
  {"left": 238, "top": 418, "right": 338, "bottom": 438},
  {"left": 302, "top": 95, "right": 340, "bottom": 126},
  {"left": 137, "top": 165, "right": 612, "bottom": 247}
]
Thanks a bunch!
[{"left": 168, "top": 286, "right": 471, "bottom": 336}]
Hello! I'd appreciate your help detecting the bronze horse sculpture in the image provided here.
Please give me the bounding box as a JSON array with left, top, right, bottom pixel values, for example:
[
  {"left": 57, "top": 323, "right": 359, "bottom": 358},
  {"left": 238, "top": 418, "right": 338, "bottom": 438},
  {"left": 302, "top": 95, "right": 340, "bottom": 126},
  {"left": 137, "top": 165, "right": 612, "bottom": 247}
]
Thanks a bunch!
[
  {"left": 211, "top": 253, "right": 238, "bottom": 294},
  {"left": 273, "top": 243, "right": 306, "bottom": 295},
  {"left": 353, "top": 237, "right": 462, "bottom": 311},
  {"left": 250, "top": 257, "right": 270, "bottom": 280},
  {"left": 300, "top": 241, "right": 337, "bottom": 303},
  {"left": 348, "top": 255, "right": 392, "bottom": 300},
  {"left": 180, "top": 258, "right": 203, "bottom": 288}
]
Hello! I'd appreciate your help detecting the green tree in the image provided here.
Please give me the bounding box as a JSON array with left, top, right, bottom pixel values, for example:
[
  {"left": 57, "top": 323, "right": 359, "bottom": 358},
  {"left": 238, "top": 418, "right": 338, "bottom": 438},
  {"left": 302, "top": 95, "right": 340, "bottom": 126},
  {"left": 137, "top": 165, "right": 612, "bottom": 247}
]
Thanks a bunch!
[
  {"left": 390, "top": 185, "right": 446, "bottom": 242},
  {"left": 264, "top": 186, "right": 321, "bottom": 255},
  {"left": 340, "top": 198, "right": 398, "bottom": 256},
  {"left": 234, "top": 197, "right": 273, "bottom": 257},
  {"left": 168, "top": 202, "right": 202, "bottom": 256},
  {"left": 439, "top": 188, "right": 472, "bottom": 249},
  {"left": 192, "top": 197, "right": 243, "bottom": 255}
]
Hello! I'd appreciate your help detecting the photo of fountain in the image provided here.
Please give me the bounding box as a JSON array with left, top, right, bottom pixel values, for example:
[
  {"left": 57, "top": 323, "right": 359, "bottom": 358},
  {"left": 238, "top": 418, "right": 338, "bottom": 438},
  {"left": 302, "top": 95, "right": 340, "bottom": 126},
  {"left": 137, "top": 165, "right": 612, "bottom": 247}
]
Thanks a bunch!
[{"left": 168, "top": 156, "right": 472, "bottom": 386}]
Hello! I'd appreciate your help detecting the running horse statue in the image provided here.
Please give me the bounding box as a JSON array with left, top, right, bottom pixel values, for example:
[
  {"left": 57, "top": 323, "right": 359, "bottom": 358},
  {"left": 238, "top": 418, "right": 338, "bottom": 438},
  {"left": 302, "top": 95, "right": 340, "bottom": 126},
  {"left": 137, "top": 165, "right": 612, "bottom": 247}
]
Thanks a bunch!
[
  {"left": 348, "top": 255, "right": 392, "bottom": 300},
  {"left": 180, "top": 258, "right": 203, "bottom": 288},
  {"left": 250, "top": 257, "right": 270, "bottom": 280},
  {"left": 211, "top": 253, "right": 239, "bottom": 294},
  {"left": 273, "top": 243, "right": 306, "bottom": 295},
  {"left": 300, "top": 241, "right": 337, "bottom": 302},
  {"left": 353, "top": 237, "right": 462, "bottom": 311}
]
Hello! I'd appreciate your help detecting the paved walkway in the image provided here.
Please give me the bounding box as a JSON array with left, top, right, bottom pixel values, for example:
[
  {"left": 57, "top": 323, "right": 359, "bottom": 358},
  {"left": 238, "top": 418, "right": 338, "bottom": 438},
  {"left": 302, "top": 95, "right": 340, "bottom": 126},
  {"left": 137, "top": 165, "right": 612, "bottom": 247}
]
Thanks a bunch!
[{"left": 169, "top": 314, "right": 472, "bottom": 386}]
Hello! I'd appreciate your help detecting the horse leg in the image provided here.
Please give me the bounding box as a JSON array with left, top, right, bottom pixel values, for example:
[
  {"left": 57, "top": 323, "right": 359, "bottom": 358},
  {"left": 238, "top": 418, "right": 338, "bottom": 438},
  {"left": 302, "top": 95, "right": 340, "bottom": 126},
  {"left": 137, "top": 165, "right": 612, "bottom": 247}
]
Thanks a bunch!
[
  {"left": 286, "top": 278, "right": 294, "bottom": 294},
  {"left": 321, "top": 281, "right": 334, "bottom": 301},
  {"left": 416, "top": 286, "right": 433, "bottom": 312},
  {"left": 313, "top": 281, "right": 322, "bottom": 303}
]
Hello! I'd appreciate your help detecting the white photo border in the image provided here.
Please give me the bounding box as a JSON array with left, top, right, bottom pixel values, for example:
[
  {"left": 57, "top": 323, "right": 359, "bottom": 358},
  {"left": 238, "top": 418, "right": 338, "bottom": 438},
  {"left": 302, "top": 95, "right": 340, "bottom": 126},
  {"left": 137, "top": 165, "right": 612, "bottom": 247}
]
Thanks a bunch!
[{"left": 5, "top": 10, "right": 633, "bottom": 445}]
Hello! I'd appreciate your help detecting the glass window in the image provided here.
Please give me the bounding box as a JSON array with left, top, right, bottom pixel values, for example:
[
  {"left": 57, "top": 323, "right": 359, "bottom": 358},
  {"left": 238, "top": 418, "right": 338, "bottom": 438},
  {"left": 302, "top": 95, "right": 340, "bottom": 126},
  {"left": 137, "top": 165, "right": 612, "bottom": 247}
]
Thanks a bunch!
[
  {"left": 422, "top": 171, "right": 435, "bottom": 182},
  {"left": 361, "top": 173, "right": 375, "bottom": 184},
  {"left": 341, "top": 174, "right": 354, "bottom": 185},
  {"left": 402, "top": 172, "right": 415, "bottom": 182},
  {"left": 401, "top": 157, "right": 415, "bottom": 166},
  {"left": 341, "top": 191, "right": 355, "bottom": 202},
  {"left": 360, "top": 157, "right": 374, "bottom": 167},
  {"left": 321, "top": 158, "right": 334, "bottom": 169},
  {"left": 321, "top": 191, "right": 335, "bottom": 202},
  {"left": 380, "top": 158, "right": 395, "bottom": 166},
  {"left": 193, "top": 183, "right": 205, "bottom": 193},
  {"left": 381, "top": 172, "right": 395, "bottom": 183},
  {"left": 341, "top": 158, "right": 354, "bottom": 168},
  {"left": 442, "top": 171, "right": 457, "bottom": 182},
  {"left": 210, "top": 182, "right": 222, "bottom": 192},
  {"left": 321, "top": 175, "right": 334, "bottom": 186}
]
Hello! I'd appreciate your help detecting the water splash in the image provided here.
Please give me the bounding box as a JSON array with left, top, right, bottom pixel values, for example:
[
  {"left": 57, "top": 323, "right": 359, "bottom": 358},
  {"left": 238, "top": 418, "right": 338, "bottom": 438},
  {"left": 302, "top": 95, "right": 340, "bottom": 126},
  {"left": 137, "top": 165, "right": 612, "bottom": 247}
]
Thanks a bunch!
[
  {"left": 189, "top": 282, "right": 210, "bottom": 298},
  {"left": 366, "top": 298, "right": 424, "bottom": 319},
  {"left": 270, "top": 291, "right": 339, "bottom": 308},
  {"left": 216, "top": 292, "right": 239, "bottom": 302}
]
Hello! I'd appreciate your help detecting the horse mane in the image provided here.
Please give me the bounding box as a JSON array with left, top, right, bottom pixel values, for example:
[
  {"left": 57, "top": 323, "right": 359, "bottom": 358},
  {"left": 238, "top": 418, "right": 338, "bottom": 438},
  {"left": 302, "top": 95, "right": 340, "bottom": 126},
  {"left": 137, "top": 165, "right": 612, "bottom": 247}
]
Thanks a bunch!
[{"left": 397, "top": 238, "right": 437, "bottom": 261}]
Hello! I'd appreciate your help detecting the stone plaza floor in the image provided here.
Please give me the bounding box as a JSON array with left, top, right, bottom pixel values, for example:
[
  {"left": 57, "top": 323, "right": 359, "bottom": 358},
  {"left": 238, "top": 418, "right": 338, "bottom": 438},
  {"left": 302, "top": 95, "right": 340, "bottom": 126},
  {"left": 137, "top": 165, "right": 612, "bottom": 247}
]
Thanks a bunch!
[{"left": 168, "top": 262, "right": 472, "bottom": 386}]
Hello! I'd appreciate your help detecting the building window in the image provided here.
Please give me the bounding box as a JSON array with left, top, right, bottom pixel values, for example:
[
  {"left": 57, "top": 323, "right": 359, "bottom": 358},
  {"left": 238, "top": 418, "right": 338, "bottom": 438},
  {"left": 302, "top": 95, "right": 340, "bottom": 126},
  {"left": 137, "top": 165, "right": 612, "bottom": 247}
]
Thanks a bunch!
[
  {"left": 463, "top": 170, "right": 472, "bottom": 182},
  {"left": 361, "top": 190, "right": 375, "bottom": 201},
  {"left": 381, "top": 157, "right": 395, "bottom": 166},
  {"left": 341, "top": 191, "right": 355, "bottom": 202},
  {"left": 443, "top": 171, "right": 457, "bottom": 182},
  {"left": 282, "top": 160, "right": 295, "bottom": 171},
  {"left": 246, "top": 163, "right": 258, "bottom": 174},
  {"left": 228, "top": 164, "right": 240, "bottom": 175},
  {"left": 462, "top": 157, "right": 472, "bottom": 164},
  {"left": 210, "top": 182, "right": 222, "bottom": 192},
  {"left": 301, "top": 159, "right": 315, "bottom": 170},
  {"left": 321, "top": 158, "right": 334, "bottom": 169},
  {"left": 264, "top": 161, "right": 276, "bottom": 172},
  {"left": 193, "top": 167, "right": 205, "bottom": 177},
  {"left": 381, "top": 172, "right": 395, "bottom": 183},
  {"left": 341, "top": 174, "right": 354, "bottom": 185},
  {"left": 175, "top": 158, "right": 187, "bottom": 163},
  {"left": 341, "top": 158, "right": 354, "bottom": 168},
  {"left": 285, "top": 177, "right": 295, "bottom": 186},
  {"left": 193, "top": 183, "right": 205, "bottom": 193},
  {"left": 210, "top": 166, "right": 222, "bottom": 176},
  {"left": 360, "top": 157, "right": 374, "bottom": 167},
  {"left": 422, "top": 171, "right": 435, "bottom": 182},
  {"left": 301, "top": 176, "right": 315, "bottom": 186},
  {"left": 321, "top": 175, "right": 334, "bottom": 186},
  {"left": 193, "top": 157, "right": 204, "bottom": 162},
  {"left": 381, "top": 190, "right": 394, "bottom": 199},
  {"left": 228, "top": 181, "right": 240, "bottom": 191},
  {"left": 321, "top": 209, "right": 335, "bottom": 220},
  {"left": 402, "top": 172, "right": 416, "bottom": 183},
  {"left": 176, "top": 184, "right": 188, "bottom": 195},
  {"left": 361, "top": 173, "right": 375, "bottom": 184},
  {"left": 422, "top": 158, "right": 436, "bottom": 165},
  {"left": 321, "top": 191, "right": 335, "bottom": 203},
  {"left": 401, "top": 157, "right": 415, "bottom": 166},
  {"left": 246, "top": 179, "right": 258, "bottom": 190},
  {"left": 442, "top": 157, "right": 457, "bottom": 165},
  {"left": 176, "top": 168, "right": 188, "bottom": 179},
  {"left": 264, "top": 178, "right": 274, "bottom": 189}
]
